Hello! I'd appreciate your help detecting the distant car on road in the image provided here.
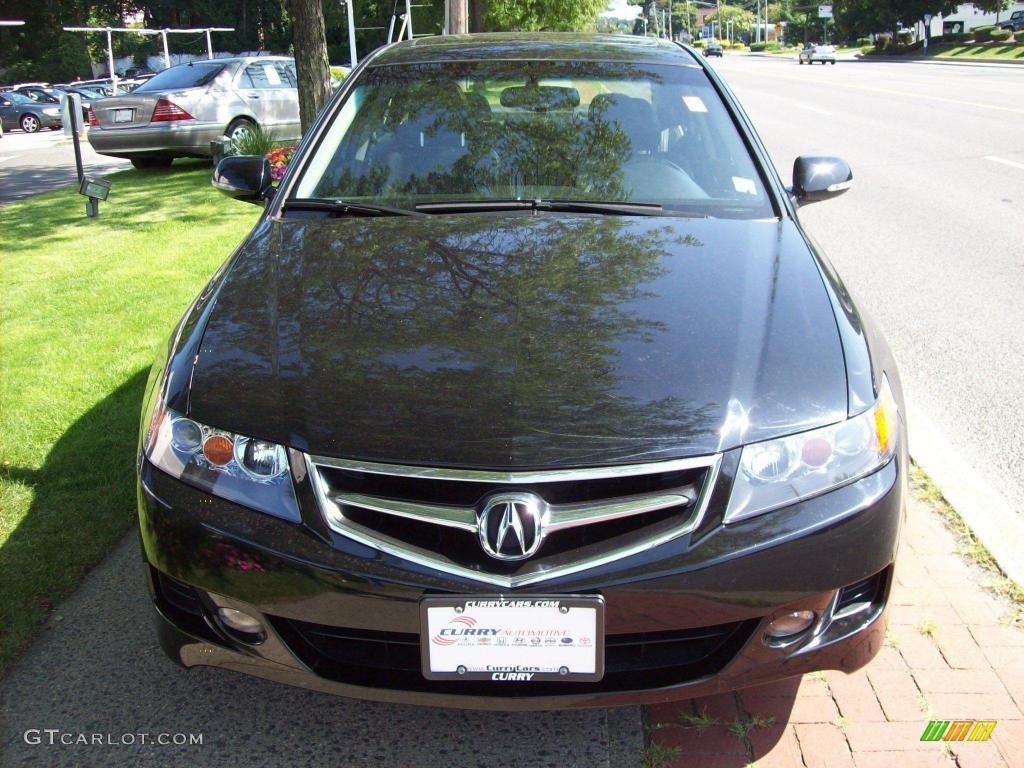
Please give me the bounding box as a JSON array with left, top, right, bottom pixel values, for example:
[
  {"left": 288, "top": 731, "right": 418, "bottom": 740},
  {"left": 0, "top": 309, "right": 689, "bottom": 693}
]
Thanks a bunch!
[
  {"left": 703, "top": 41, "right": 724, "bottom": 57},
  {"left": 87, "top": 56, "right": 301, "bottom": 169},
  {"left": 0, "top": 91, "right": 62, "bottom": 133},
  {"left": 799, "top": 44, "right": 837, "bottom": 64},
  {"left": 999, "top": 10, "right": 1024, "bottom": 31}
]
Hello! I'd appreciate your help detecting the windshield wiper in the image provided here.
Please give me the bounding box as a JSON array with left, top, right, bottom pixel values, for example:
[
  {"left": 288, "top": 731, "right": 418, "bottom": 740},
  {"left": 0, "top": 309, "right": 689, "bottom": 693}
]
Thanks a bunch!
[
  {"left": 414, "top": 199, "right": 707, "bottom": 218},
  {"left": 283, "top": 198, "right": 427, "bottom": 218}
]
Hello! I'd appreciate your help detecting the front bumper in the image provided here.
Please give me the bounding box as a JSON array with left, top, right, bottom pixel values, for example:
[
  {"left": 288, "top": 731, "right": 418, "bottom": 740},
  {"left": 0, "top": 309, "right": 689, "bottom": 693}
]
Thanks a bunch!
[
  {"left": 138, "top": 455, "right": 903, "bottom": 710},
  {"left": 87, "top": 121, "right": 225, "bottom": 158}
]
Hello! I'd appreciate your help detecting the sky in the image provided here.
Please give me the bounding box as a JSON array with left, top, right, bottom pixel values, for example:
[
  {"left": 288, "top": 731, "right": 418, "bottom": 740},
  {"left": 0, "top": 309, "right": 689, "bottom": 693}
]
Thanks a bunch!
[{"left": 601, "top": 0, "right": 641, "bottom": 20}]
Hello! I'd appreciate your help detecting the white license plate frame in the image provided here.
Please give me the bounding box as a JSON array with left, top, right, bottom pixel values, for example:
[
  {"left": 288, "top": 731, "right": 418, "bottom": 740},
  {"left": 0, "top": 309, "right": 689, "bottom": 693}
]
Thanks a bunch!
[{"left": 420, "top": 595, "right": 605, "bottom": 682}]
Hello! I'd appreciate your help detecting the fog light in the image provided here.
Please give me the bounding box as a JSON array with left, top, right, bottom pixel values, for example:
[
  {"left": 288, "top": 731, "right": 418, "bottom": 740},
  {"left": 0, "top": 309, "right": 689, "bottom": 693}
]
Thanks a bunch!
[
  {"left": 217, "top": 607, "right": 265, "bottom": 642},
  {"left": 765, "top": 610, "right": 816, "bottom": 640}
]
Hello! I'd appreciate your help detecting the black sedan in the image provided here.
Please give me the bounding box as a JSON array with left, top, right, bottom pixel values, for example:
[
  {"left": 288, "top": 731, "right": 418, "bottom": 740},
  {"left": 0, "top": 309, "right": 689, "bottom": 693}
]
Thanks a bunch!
[
  {"left": 138, "top": 33, "right": 905, "bottom": 710},
  {"left": 703, "top": 40, "right": 724, "bottom": 57},
  {"left": 0, "top": 91, "right": 62, "bottom": 133}
]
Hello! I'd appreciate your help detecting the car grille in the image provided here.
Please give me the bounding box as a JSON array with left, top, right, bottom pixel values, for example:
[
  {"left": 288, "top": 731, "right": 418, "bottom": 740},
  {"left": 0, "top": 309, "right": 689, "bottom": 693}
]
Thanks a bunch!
[
  {"left": 269, "top": 615, "right": 756, "bottom": 696},
  {"left": 305, "top": 453, "right": 721, "bottom": 587}
]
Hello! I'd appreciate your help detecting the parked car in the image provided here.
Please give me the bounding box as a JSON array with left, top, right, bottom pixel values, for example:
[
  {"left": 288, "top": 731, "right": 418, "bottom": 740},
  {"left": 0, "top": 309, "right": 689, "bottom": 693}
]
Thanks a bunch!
[
  {"left": 703, "top": 40, "right": 724, "bottom": 57},
  {"left": 999, "top": 10, "right": 1024, "bottom": 31},
  {"left": 0, "top": 91, "right": 62, "bottom": 132},
  {"left": 87, "top": 56, "right": 300, "bottom": 169},
  {"left": 14, "top": 85, "right": 60, "bottom": 103},
  {"left": 799, "top": 44, "right": 837, "bottom": 64},
  {"left": 139, "top": 33, "right": 905, "bottom": 710}
]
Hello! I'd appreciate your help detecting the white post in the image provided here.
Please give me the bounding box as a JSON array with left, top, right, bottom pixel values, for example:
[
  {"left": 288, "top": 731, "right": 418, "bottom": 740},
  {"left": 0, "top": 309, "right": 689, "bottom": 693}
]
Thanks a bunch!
[
  {"left": 345, "top": 0, "right": 357, "bottom": 66},
  {"left": 106, "top": 28, "right": 118, "bottom": 92},
  {"left": 386, "top": 15, "right": 396, "bottom": 43},
  {"left": 206, "top": 28, "right": 214, "bottom": 59},
  {"left": 405, "top": 0, "right": 413, "bottom": 38},
  {"left": 162, "top": 30, "right": 170, "bottom": 69}
]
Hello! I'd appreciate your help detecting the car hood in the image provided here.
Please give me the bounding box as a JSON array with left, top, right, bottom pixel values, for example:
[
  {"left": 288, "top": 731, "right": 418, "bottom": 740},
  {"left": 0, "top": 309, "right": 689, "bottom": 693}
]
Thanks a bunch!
[{"left": 188, "top": 213, "right": 848, "bottom": 468}]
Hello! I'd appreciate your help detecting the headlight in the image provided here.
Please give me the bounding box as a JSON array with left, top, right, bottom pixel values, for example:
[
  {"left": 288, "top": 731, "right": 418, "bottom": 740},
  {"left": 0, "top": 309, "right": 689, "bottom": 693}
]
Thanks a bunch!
[
  {"left": 43, "top": 107, "right": 61, "bottom": 116},
  {"left": 144, "top": 405, "right": 300, "bottom": 522},
  {"left": 725, "top": 377, "right": 898, "bottom": 523}
]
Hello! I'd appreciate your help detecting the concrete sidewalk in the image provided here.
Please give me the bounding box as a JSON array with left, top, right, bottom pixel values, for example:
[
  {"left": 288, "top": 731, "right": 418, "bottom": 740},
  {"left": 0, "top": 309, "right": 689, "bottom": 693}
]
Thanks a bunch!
[{"left": 647, "top": 485, "right": 1024, "bottom": 767}]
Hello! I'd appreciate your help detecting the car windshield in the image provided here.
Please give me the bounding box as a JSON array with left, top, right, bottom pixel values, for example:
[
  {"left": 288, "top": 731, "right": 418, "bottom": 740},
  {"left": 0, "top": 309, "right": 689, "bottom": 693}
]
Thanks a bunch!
[
  {"left": 294, "top": 59, "right": 773, "bottom": 218},
  {"left": 134, "top": 61, "right": 226, "bottom": 93}
]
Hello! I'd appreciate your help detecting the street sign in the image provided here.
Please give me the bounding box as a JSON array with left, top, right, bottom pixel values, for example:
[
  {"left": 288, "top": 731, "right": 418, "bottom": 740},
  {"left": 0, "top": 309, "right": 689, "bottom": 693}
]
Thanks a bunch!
[
  {"left": 924, "top": 13, "right": 933, "bottom": 23},
  {"left": 818, "top": 5, "right": 833, "bottom": 18}
]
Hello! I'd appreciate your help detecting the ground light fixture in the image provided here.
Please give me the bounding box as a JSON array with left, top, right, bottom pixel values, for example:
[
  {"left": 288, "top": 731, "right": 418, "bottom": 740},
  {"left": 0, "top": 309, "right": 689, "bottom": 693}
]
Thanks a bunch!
[{"left": 78, "top": 175, "right": 111, "bottom": 218}]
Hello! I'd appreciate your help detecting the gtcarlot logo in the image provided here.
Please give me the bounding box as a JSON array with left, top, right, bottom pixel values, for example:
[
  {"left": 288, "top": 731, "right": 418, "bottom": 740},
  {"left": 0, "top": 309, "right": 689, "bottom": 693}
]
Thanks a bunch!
[{"left": 24, "top": 729, "right": 203, "bottom": 747}]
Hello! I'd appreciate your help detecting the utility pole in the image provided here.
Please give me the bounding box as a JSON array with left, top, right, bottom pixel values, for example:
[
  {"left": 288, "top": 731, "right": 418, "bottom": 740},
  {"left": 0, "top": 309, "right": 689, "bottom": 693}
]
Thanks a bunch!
[{"left": 446, "top": 0, "right": 467, "bottom": 34}]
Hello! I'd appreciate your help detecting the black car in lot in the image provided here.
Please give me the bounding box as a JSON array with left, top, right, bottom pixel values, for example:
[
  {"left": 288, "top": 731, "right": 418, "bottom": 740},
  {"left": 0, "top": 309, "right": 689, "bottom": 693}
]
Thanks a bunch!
[{"left": 139, "top": 33, "right": 905, "bottom": 710}]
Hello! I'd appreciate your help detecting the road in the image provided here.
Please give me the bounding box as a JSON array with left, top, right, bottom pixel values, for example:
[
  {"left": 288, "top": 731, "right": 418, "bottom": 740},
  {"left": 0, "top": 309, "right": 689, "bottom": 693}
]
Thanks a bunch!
[
  {"left": 0, "top": 129, "right": 129, "bottom": 204},
  {"left": 708, "top": 54, "right": 1024, "bottom": 524}
]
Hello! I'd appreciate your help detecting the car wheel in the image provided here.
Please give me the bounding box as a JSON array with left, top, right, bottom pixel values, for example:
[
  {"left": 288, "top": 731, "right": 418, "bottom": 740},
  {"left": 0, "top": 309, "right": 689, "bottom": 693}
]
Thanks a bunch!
[
  {"left": 130, "top": 157, "right": 174, "bottom": 170},
  {"left": 226, "top": 118, "right": 258, "bottom": 148},
  {"left": 20, "top": 114, "right": 40, "bottom": 133},
  {"left": 830, "top": 60, "right": 836, "bottom": 65}
]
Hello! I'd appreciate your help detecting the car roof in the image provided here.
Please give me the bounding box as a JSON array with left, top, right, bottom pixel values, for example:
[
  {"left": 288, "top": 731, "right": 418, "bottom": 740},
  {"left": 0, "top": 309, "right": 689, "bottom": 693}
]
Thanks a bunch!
[{"left": 371, "top": 33, "right": 698, "bottom": 66}]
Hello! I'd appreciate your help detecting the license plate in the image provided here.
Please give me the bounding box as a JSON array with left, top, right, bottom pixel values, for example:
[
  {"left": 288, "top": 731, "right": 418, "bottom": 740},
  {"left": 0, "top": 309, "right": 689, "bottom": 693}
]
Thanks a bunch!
[
  {"left": 420, "top": 595, "right": 605, "bottom": 682},
  {"left": 113, "top": 109, "right": 133, "bottom": 123}
]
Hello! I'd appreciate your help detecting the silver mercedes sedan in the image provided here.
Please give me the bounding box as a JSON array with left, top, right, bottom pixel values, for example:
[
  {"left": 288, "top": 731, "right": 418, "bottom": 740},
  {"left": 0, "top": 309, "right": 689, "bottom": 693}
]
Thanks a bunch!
[{"left": 87, "top": 56, "right": 300, "bottom": 169}]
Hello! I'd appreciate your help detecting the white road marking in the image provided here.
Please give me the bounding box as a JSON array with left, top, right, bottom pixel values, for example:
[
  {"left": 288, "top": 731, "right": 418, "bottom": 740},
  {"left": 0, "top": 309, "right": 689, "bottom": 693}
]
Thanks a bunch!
[
  {"left": 791, "top": 102, "right": 832, "bottom": 116},
  {"left": 985, "top": 155, "right": 1024, "bottom": 172},
  {"left": 0, "top": 155, "right": 13, "bottom": 164}
]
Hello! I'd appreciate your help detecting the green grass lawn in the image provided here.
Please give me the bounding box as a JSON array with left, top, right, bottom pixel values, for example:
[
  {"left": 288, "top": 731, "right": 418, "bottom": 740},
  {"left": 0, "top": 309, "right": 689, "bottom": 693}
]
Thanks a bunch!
[
  {"left": 934, "top": 42, "right": 1024, "bottom": 60},
  {"left": 0, "top": 162, "right": 259, "bottom": 674}
]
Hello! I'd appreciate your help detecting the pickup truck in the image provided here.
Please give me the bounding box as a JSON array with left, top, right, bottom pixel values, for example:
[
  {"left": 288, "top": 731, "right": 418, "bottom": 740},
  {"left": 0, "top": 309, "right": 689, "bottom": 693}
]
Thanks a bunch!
[{"left": 999, "top": 10, "right": 1024, "bottom": 32}]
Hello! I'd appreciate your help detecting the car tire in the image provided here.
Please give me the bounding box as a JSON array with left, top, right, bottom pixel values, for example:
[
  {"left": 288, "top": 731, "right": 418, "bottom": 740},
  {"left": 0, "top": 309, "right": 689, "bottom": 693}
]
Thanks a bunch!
[
  {"left": 20, "top": 114, "right": 40, "bottom": 133},
  {"left": 830, "top": 60, "right": 836, "bottom": 65},
  {"left": 226, "top": 118, "right": 258, "bottom": 147},
  {"left": 130, "top": 157, "right": 174, "bottom": 170}
]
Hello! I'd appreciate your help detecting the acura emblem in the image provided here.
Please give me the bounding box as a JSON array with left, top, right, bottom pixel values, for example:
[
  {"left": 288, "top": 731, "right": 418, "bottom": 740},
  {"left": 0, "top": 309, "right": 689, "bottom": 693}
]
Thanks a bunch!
[{"left": 478, "top": 492, "right": 546, "bottom": 561}]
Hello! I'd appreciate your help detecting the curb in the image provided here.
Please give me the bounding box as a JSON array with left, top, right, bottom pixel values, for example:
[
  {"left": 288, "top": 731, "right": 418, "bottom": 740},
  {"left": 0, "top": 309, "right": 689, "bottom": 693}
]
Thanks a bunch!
[{"left": 907, "top": 401, "right": 1024, "bottom": 587}]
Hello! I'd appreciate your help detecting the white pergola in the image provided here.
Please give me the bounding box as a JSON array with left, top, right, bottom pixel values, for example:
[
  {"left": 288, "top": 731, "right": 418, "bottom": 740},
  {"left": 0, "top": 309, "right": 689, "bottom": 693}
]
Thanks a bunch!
[{"left": 62, "top": 26, "right": 235, "bottom": 89}]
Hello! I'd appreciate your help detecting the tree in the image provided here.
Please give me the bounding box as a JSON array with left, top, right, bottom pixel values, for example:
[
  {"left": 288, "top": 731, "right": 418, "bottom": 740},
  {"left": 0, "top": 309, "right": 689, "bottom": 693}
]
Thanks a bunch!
[
  {"left": 705, "top": 3, "right": 755, "bottom": 40},
  {"left": 970, "top": 0, "right": 1010, "bottom": 22},
  {"left": 483, "top": 0, "right": 609, "bottom": 31},
  {"left": 288, "top": 0, "right": 330, "bottom": 134}
]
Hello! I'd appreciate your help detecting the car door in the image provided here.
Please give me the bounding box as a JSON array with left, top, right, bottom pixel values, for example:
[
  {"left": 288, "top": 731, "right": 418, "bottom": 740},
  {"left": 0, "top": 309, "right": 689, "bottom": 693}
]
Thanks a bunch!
[{"left": 237, "top": 61, "right": 295, "bottom": 139}]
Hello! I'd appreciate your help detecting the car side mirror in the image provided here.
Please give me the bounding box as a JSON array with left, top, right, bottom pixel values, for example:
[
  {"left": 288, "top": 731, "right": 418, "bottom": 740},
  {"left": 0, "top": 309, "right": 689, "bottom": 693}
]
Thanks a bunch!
[
  {"left": 213, "top": 155, "right": 274, "bottom": 204},
  {"left": 791, "top": 155, "right": 853, "bottom": 205}
]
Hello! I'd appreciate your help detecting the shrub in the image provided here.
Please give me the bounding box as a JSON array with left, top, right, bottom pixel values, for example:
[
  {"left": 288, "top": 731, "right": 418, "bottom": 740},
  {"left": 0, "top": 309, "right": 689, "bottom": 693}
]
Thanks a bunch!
[
  {"left": 989, "top": 28, "right": 1012, "bottom": 42},
  {"left": 749, "top": 41, "right": 767, "bottom": 52},
  {"left": 896, "top": 31, "right": 914, "bottom": 47},
  {"left": 860, "top": 45, "right": 875, "bottom": 54},
  {"left": 227, "top": 123, "right": 276, "bottom": 157},
  {"left": 972, "top": 25, "right": 996, "bottom": 42},
  {"left": 857, "top": 37, "right": 871, "bottom": 46},
  {"left": 1016, "top": 30, "right": 1024, "bottom": 43},
  {"left": 692, "top": 39, "right": 706, "bottom": 48},
  {"left": 874, "top": 34, "right": 892, "bottom": 51}
]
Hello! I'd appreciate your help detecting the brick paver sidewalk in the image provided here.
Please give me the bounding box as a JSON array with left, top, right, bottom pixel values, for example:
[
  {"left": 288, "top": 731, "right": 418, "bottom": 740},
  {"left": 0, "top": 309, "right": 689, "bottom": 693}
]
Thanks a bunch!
[{"left": 646, "top": 487, "right": 1024, "bottom": 767}]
